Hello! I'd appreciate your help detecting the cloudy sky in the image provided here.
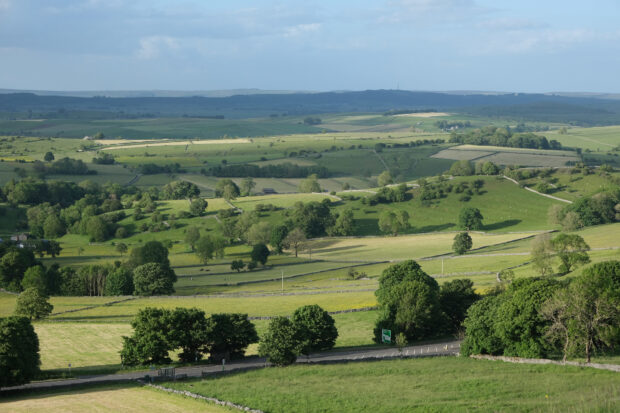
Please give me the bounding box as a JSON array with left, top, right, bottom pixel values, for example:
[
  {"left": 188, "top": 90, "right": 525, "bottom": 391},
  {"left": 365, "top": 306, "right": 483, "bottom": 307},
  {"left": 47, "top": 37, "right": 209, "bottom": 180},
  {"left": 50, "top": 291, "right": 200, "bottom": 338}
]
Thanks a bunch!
[{"left": 0, "top": 0, "right": 618, "bottom": 92}]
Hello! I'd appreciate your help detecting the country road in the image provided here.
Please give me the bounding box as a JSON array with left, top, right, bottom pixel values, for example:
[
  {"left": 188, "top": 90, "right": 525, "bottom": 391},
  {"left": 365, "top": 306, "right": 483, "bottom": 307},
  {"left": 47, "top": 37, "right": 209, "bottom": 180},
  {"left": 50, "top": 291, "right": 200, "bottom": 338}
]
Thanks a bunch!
[{"left": 1, "top": 340, "right": 461, "bottom": 393}]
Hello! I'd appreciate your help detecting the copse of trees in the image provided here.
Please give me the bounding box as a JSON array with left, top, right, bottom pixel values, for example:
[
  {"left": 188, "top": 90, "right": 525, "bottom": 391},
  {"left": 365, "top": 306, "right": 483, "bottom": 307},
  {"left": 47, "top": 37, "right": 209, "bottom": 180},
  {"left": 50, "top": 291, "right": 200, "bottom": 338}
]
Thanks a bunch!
[
  {"left": 290, "top": 199, "right": 334, "bottom": 237},
  {"left": 161, "top": 180, "right": 200, "bottom": 200},
  {"left": 215, "top": 179, "right": 240, "bottom": 200},
  {"left": 550, "top": 190, "right": 619, "bottom": 230},
  {"left": 259, "top": 304, "right": 338, "bottom": 366},
  {"left": 461, "top": 277, "right": 563, "bottom": 358},
  {"left": 121, "top": 308, "right": 258, "bottom": 366},
  {"left": 373, "top": 261, "right": 479, "bottom": 344},
  {"left": 449, "top": 126, "right": 561, "bottom": 150},
  {"left": 298, "top": 174, "right": 322, "bottom": 193},
  {"left": 32, "top": 157, "right": 96, "bottom": 176},
  {"left": 463, "top": 261, "right": 620, "bottom": 362}
]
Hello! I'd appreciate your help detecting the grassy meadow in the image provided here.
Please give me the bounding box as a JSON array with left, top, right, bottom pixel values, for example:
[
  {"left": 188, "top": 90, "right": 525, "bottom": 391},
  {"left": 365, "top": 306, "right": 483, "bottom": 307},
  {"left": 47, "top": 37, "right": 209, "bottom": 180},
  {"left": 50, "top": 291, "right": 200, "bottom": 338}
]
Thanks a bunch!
[
  {"left": 168, "top": 357, "right": 620, "bottom": 413},
  {"left": 0, "top": 383, "right": 232, "bottom": 412}
]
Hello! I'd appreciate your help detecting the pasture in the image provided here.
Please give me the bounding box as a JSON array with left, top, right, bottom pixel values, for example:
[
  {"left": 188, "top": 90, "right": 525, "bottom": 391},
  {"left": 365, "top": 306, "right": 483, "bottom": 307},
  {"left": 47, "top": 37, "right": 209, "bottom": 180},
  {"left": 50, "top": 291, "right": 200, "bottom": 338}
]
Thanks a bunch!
[
  {"left": 1, "top": 384, "right": 231, "bottom": 412},
  {"left": 339, "top": 176, "right": 562, "bottom": 235},
  {"left": 168, "top": 357, "right": 620, "bottom": 413}
]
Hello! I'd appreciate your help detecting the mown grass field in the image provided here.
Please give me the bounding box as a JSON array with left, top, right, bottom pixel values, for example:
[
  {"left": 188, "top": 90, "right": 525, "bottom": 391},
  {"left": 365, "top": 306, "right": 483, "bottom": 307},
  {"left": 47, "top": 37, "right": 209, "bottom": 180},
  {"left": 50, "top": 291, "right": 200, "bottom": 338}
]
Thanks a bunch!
[
  {"left": 49, "top": 290, "right": 377, "bottom": 322},
  {"left": 169, "top": 357, "right": 620, "bottom": 413},
  {"left": 0, "top": 383, "right": 232, "bottom": 412}
]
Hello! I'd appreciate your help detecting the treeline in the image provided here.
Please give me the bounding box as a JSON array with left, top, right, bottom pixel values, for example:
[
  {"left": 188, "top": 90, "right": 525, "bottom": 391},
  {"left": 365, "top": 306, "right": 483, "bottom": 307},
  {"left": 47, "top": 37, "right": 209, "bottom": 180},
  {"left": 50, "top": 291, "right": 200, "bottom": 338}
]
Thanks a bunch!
[
  {"left": 0, "top": 240, "right": 177, "bottom": 296},
  {"left": 449, "top": 126, "right": 562, "bottom": 150},
  {"left": 32, "top": 157, "right": 95, "bottom": 176},
  {"left": 435, "top": 120, "right": 471, "bottom": 130},
  {"left": 462, "top": 261, "right": 620, "bottom": 362},
  {"left": 208, "top": 163, "right": 330, "bottom": 179},
  {"left": 2, "top": 178, "right": 204, "bottom": 243}
]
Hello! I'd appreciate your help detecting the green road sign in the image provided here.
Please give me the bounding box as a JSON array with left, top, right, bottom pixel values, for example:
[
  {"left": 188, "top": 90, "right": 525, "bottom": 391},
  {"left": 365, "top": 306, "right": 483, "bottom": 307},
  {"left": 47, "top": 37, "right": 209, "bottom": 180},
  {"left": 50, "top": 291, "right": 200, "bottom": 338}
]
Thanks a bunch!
[{"left": 381, "top": 329, "right": 391, "bottom": 344}]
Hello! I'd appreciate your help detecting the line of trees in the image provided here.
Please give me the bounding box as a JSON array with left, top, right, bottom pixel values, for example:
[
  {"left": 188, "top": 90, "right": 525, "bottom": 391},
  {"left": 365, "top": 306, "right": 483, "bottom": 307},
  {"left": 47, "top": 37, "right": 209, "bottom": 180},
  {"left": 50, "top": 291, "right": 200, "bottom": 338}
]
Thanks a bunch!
[
  {"left": 120, "top": 308, "right": 258, "bottom": 365},
  {"left": 209, "top": 163, "right": 329, "bottom": 179},
  {"left": 461, "top": 260, "right": 620, "bottom": 362},
  {"left": 449, "top": 126, "right": 562, "bottom": 150}
]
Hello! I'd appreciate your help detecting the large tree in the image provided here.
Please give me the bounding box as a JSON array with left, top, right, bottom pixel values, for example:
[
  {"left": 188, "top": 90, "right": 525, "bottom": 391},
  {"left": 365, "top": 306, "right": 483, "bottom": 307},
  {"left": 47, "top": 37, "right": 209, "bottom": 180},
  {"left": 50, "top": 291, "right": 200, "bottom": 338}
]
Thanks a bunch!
[
  {"left": 120, "top": 307, "right": 173, "bottom": 365},
  {"left": 374, "top": 261, "right": 446, "bottom": 342},
  {"left": 550, "top": 233, "right": 590, "bottom": 274},
  {"left": 378, "top": 210, "right": 410, "bottom": 236},
  {"left": 270, "top": 225, "right": 289, "bottom": 254},
  {"left": 458, "top": 207, "right": 483, "bottom": 231},
  {"left": 292, "top": 304, "right": 338, "bottom": 356},
  {"left": 259, "top": 316, "right": 300, "bottom": 366},
  {"left": 0, "top": 316, "right": 41, "bottom": 387},
  {"left": 251, "top": 243, "right": 270, "bottom": 266},
  {"left": 132, "top": 263, "right": 176, "bottom": 296},
  {"left": 14, "top": 288, "right": 53, "bottom": 320},
  {"left": 531, "top": 233, "right": 554, "bottom": 276},
  {"left": 194, "top": 236, "right": 226, "bottom": 265},
  {"left": 452, "top": 232, "right": 473, "bottom": 255},
  {"left": 204, "top": 313, "right": 259, "bottom": 361},
  {"left": 284, "top": 228, "right": 306, "bottom": 257},
  {"left": 184, "top": 226, "right": 200, "bottom": 251}
]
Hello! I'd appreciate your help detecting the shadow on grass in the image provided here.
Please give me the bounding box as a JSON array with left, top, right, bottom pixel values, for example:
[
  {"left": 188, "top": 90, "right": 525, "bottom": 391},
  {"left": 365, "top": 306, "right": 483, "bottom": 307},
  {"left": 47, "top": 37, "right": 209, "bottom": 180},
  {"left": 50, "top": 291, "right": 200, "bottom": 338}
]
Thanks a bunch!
[
  {"left": 414, "top": 223, "right": 455, "bottom": 233},
  {"left": 484, "top": 219, "right": 522, "bottom": 231}
]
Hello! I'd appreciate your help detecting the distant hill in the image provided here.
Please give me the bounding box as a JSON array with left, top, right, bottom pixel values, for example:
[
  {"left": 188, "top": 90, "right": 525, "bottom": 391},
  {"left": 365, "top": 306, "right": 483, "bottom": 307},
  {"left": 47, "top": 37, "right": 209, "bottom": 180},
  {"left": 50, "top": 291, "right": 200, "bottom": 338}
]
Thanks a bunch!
[{"left": 0, "top": 89, "right": 619, "bottom": 124}]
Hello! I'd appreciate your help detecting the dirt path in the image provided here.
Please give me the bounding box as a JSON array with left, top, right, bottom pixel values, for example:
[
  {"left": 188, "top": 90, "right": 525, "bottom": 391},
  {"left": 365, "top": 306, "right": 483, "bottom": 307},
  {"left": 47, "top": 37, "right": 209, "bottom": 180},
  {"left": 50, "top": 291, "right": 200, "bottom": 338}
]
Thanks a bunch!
[{"left": 502, "top": 175, "right": 573, "bottom": 204}]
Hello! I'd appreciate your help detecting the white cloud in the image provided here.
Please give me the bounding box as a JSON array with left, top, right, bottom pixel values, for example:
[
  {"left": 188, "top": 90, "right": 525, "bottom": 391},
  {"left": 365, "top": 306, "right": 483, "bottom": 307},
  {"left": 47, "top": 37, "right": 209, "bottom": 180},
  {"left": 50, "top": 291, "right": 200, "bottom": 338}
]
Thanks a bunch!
[
  {"left": 136, "top": 36, "right": 179, "bottom": 59},
  {"left": 379, "top": 0, "right": 487, "bottom": 24},
  {"left": 283, "top": 23, "right": 321, "bottom": 38}
]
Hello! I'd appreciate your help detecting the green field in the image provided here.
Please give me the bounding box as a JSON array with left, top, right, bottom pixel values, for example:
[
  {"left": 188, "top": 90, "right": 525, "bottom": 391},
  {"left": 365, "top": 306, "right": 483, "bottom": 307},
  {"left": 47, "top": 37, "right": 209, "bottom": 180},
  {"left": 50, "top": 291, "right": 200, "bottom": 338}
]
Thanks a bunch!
[
  {"left": 168, "top": 357, "right": 620, "bottom": 412},
  {"left": 432, "top": 144, "right": 580, "bottom": 167},
  {"left": 1, "top": 384, "right": 231, "bottom": 412},
  {"left": 338, "top": 176, "right": 562, "bottom": 235}
]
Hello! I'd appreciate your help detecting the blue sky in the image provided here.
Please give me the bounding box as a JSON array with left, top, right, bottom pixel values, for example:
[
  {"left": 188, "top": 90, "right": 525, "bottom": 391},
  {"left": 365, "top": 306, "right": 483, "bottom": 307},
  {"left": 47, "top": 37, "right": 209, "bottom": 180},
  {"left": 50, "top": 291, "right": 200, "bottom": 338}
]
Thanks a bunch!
[{"left": 0, "top": 0, "right": 618, "bottom": 92}]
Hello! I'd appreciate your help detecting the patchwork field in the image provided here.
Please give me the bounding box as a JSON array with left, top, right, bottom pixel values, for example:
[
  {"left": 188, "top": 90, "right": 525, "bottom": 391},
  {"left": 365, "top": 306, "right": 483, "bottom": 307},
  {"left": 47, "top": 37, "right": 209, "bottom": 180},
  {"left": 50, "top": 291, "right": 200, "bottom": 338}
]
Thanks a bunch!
[{"left": 432, "top": 144, "right": 579, "bottom": 167}]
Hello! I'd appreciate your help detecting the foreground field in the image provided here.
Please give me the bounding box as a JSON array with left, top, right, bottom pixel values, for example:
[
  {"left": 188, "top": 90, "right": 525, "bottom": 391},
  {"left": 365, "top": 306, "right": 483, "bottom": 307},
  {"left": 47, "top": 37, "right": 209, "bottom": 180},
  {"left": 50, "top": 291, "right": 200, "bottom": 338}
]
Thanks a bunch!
[
  {"left": 168, "top": 357, "right": 620, "bottom": 413},
  {"left": 1, "top": 384, "right": 230, "bottom": 412}
]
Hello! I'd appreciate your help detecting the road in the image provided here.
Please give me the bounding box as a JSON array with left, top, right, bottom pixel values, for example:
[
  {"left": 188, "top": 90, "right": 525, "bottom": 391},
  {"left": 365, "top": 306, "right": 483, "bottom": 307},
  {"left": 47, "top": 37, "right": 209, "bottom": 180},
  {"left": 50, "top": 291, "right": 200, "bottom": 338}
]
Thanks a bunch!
[{"left": 2, "top": 340, "right": 461, "bottom": 393}]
